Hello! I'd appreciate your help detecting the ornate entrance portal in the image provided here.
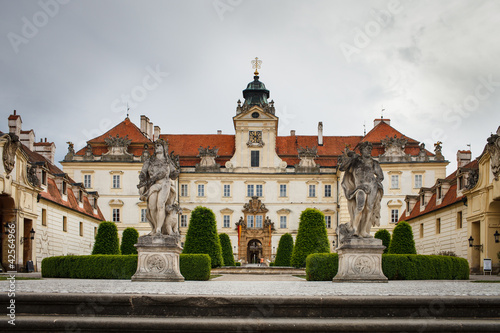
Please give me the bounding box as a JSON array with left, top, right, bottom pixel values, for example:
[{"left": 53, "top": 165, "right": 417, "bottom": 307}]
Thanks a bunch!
[{"left": 236, "top": 196, "right": 274, "bottom": 264}]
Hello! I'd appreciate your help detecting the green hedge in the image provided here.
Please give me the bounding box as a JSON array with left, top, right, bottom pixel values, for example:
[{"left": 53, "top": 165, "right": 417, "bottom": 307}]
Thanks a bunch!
[
  {"left": 41, "top": 254, "right": 211, "bottom": 281},
  {"left": 374, "top": 229, "right": 391, "bottom": 254},
  {"left": 305, "top": 253, "right": 469, "bottom": 281}
]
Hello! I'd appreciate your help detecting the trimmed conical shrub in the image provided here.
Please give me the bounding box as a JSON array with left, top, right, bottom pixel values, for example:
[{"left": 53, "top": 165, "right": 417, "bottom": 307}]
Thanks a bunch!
[
  {"left": 219, "top": 233, "right": 235, "bottom": 266},
  {"left": 182, "top": 206, "right": 223, "bottom": 268},
  {"left": 120, "top": 227, "right": 139, "bottom": 255},
  {"left": 92, "top": 221, "right": 120, "bottom": 255},
  {"left": 290, "top": 208, "right": 330, "bottom": 268},
  {"left": 388, "top": 221, "right": 416, "bottom": 254},
  {"left": 274, "top": 233, "right": 294, "bottom": 266},
  {"left": 374, "top": 229, "right": 391, "bottom": 254}
]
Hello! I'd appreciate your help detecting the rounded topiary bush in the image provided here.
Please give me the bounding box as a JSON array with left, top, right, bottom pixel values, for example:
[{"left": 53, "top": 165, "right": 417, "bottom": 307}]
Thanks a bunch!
[
  {"left": 374, "top": 229, "right": 391, "bottom": 254},
  {"left": 388, "top": 221, "right": 416, "bottom": 254},
  {"left": 92, "top": 221, "right": 120, "bottom": 255},
  {"left": 274, "top": 233, "right": 294, "bottom": 267},
  {"left": 219, "top": 233, "right": 235, "bottom": 266},
  {"left": 182, "top": 206, "right": 223, "bottom": 268},
  {"left": 290, "top": 208, "right": 330, "bottom": 268},
  {"left": 120, "top": 227, "right": 139, "bottom": 255}
]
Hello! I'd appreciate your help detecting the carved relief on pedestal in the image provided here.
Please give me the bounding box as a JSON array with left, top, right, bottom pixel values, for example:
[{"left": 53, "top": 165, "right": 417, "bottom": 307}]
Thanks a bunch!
[
  {"left": 146, "top": 254, "right": 168, "bottom": 273},
  {"left": 295, "top": 146, "right": 319, "bottom": 173}
]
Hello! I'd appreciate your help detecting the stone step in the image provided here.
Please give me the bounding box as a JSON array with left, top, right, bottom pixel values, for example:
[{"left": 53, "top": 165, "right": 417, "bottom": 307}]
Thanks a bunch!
[
  {"left": 6, "top": 293, "right": 500, "bottom": 319},
  {"left": 4, "top": 315, "right": 500, "bottom": 332}
]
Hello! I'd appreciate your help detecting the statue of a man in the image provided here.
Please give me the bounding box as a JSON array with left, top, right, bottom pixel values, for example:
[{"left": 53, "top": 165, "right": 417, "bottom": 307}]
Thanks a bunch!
[
  {"left": 138, "top": 139, "right": 179, "bottom": 235},
  {"left": 339, "top": 142, "right": 384, "bottom": 238}
]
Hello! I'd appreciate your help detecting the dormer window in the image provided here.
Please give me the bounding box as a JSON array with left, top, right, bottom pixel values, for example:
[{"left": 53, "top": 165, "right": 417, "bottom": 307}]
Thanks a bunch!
[
  {"left": 458, "top": 176, "right": 464, "bottom": 190},
  {"left": 62, "top": 181, "right": 67, "bottom": 195},
  {"left": 93, "top": 197, "right": 98, "bottom": 210},
  {"left": 79, "top": 189, "right": 83, "bottom": 203},
  {"left": 420, "top": 193, "right": 426, "bottom": 206},
  {"left": 406, "top": 201, "right": 410, "bottom": 214},
  {"left": 437, "top": 186, "right": 442, "bottom": 199},
  {"left": 41, "top": 170, "right": 47, "bottom": 186}
]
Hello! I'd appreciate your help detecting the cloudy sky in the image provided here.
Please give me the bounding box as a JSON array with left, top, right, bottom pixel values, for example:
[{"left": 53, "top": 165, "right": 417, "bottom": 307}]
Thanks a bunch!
[{"left": 1, "top": 0, "right": 499, "bottom": 171}]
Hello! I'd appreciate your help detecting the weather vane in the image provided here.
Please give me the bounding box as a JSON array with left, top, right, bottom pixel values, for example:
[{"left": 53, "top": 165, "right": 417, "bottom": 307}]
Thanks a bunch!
[{"left": 251, "top": 57, "right": 262, "bottom": 75}]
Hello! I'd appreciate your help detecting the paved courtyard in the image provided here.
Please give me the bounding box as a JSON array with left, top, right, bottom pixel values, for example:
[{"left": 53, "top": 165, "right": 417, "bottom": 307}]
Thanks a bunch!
[{"left": 2, "top": 274, "right": 500, "bottom": 297}]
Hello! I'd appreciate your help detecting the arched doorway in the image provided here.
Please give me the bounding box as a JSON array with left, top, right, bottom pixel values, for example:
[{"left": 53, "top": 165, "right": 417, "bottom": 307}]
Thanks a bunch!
[{"left": 247, "top": 239, "right": 262, "bottom": 264}]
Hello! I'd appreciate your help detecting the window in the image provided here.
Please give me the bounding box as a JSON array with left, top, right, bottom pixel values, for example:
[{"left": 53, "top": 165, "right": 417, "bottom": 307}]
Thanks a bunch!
[
  {"left": 180, "top": 215, "right": 188, "bottom": 227},
  {"left": 94, "top": 227, "right": 97, "bottom": 238},
  {"left": 223, "top": 184, "right": 231, "bottom": 197},
  {"left": 324, "top": 184, "right": 332, "bottom": 197},
  {"left": 437, "top": 186, "right": 442, "bottom": 199},
  {"left": 180, "top": 184, "right": 188, "bottom": 197},
  {"left": 280, "top": 216, "right": 287, "bottom": 229},
  {"left": 420, "top": 223, "right": 424, "bottom": 238},
  {"left": 251, "top": 150, "right": 259, "bottom": 167},
  {"left": 391, "top": 175, "right": 399, "bottom": 189},
  {"left": 256, "top": 215, "right": 263, "bottom": 228},
  {"left": 247, "top": 185, "right": 254, "bottom": 197},
  {"left": 198, "top": 184, "right": 205, "bottom": 197},
  {"left": 406, "top": 201, "right": 410, "bottom": 214},
  {"left": 84, "top": 174, "right": 92, "bottom": 188},
  {"left": 256, "top": 184, "right": 263, "bottom": 197},
  {"left": 41, "top": 170, "right": 47, "bottom": 185},
  {"left": 141, "top": 209, "right": 147, "bottom": 222},
  {"left": 325, "top": 215, "right": 332, "bottom": 228},
  {"left": 79, "top": 222, "right": 83, "bottom": 237},
  {"left": 436, "top": 218, "right": 441, "bottom": 234},
  {"left": 279, "top": 184, "right": 287, "bottom": 197},
  {"left": 414, "top": 174, "right": 422, "bottom": 188},
  {"left": 457, "top": 211, "right": 463, "bottom": 229},
  {"left": 223, "top": 215, "right": 230, "bottom": 228},
  {"left": 391, "top": 209, "right": 399, "bottom": 223},
  {"left": 112, "top": 208, "right": 120, "bottom": 222},
  {"left": 42, "top": 209, "right": 47, "bottom": 226},
  {"left": 79, "top": 189, "right": 83, "bottom": 203},
  {"left": 309, "top": 184, "right": 316, "bottom": 197},
  {"left": 247, "top": 215, "right": 255, "bottom": 228},
  {"left": 62, "top": 181, "right": 67, "bottom": 195},
  {"left": 63, "top": 216, "right": 67, "bottom": 232},
  {"left": 112, "top": 175, "right": 120, "bottom": 189},
  {"left": 420, "top": 193, "right": 426, "bottom": 206}
]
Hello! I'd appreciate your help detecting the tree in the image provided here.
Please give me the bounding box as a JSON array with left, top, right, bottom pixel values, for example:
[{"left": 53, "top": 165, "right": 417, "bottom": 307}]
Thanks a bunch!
[
  {"left": 374, "top": 229, "right": 391, "bottom": 254},
  {"left": 120, "top": 227, "right": 139, "bottom": 255},
  {"left": 92, "top": 221, "right": 120, "bottom": 255},
  {"left": 388, "top": 221, "right": 417, "bottom": 254},
  {"left": 219, "top": 233, "right": 235, "bottom": 266},
  {"left": 182, "top": 206, "right": 224, "bottom": 268},
  {"left": 274, "top": 233, "right": 294, "bottom": 266},
  {"left": 290, "top": 208, "right": 330, "bottom": 268}
]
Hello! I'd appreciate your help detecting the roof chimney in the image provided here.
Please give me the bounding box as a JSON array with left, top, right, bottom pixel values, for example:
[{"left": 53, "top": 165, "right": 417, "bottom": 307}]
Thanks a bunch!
[
  {"left": 217, "top": 130, "right": 222, "bottom": 135},
  {"left": 8, "top": 110, "right": 22, "bottom": 137},
  {"left": 374, "top": 118, "right": 390, "bottom": 127},
  {"left": 318, "top": 122, "right": 323, "bottom": 146},
  {"left": 290, "top": 130, "right": 296, "bottom": 136},
  {"left": 457, "top": 150, "right": 472, "bottom": 168},
  {"left": 140, "top": 115, "right": 149, "bottom": 136},
  {"left": 154, "top": 126, "right": 161, "bottom": 141}
]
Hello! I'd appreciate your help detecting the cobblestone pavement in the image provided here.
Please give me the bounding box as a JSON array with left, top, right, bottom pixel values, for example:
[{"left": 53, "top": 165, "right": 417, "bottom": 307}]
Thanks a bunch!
[{"left": 2, "top": 275, "right": 500, "bottom": 296}]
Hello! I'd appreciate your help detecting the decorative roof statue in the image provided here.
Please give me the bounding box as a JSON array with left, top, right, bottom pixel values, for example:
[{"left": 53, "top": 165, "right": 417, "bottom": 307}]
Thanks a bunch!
[
  {"left": 434, "top": 141, "right": 444, "bottom": 161},
  {"left": 103, "top": 134, "right": 133, "bottom": 161},
  {"left": 195, "top": 146, "right": 220, "bottom": 172},
  {"left": 138, "top": 139, "right": 181, "bottom": 236},
  {"left": 2, "top": 133, "right": 20, "bottom": 175},
  {"left": 296, "top": 146, "right": 319, "bottom": 173},
  {"left": 486, "top": 126, "right": 500, "bottom": 180},
  {"left": 338, "top": 142, "right": 384, "bottom": 240},
  {"left": 380, "top": 135, "right": 409, "bottom": 162},
  {"left": 64, "top": 141, "right": 75, "bottom": 161}
]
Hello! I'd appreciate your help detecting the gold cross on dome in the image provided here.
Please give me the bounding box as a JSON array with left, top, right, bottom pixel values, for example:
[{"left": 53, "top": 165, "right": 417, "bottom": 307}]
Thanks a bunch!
[{"left": 251, "top": 57, "right": 262, "bottom": 75}]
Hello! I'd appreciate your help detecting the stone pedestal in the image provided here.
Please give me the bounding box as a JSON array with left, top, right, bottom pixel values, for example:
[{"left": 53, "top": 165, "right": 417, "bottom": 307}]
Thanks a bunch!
[
  {"left": 333, "top": 237, "right": 388, "bottom": 283},
  {"left": 132, "top": 234, "right": 184, "bottom": 282}
]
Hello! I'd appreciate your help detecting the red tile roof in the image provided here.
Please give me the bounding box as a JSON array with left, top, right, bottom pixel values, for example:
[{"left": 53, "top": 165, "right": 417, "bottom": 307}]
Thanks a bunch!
[
  {"left": 400, "top": 159, "right": 478, "bottom": 221},
  {"left": 8, "top": 115, "right": 20, "bottom": 121},
  {"left": 362, "top": 120, "right": 418, "bottom": 144}
]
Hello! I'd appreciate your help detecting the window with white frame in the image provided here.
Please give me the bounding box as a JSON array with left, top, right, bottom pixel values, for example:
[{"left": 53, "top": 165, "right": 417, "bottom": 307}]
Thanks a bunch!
[
  {"left": 256, "top": 184, "right": 263, "bottom": 197},
  {"left": 223, "top": 215, "right": 230, "bottom": 228},
  {"left": 391, "top": 209, "right": 399, "bottom": 223},
  {"left": 180, "top": 184, "right": 188, "bottom": 197},
  {"left": 309, "top": 184, "right": 316, "bottom": 197},
  {"left": 279, "top": 184, "right": 287, "bottom": 197},
  {"left": 247, "top": 184, "right": 254, "bottom": 197},
  {"left": 414, "top": 174, "right": 422, "bottom": 188},
  {"left": 112, "top": 208, "right": 120, "bottom": 222},
  {"left": 325, "top": 215, "right": 332, "bottom": 228},
  {"left": 280, "top": 216, "right": 287, "bottom": 228},
  {"left": 324, "top": 184, "right": 332, "bottom": 197},
  {"left": 391, "top": 175, "right": 399, "bottom": 189},
  {"left": 180, "top": 215, "right": 188, "bottom": 227},
  {"left": 223, "top": 184, "right": 231, "bottom": 197},
  {"left": 256, "top": 215, "right": 263, "bottom": 228},
  {"left": 112, "top": 175, "right": 120, "bottom": 189},
  {"left": 198, "top": 184, "right": 205, "bottom": 197},
  {"left": 247, "top": 215, "right": 255, "bottom": 228},
  {"left": 84, "top": 174, "right": 92, "bottom": 188},
  {"left": 141, "top": 209, "right": 147, "bottom": 222}
]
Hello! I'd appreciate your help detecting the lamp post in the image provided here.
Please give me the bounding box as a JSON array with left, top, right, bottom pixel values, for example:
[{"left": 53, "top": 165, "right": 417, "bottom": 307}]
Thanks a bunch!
[
  {"left": 468, "top": 236, "right": 483, "bottom": 252},
  {"left": 494, "top": 230, "right": 500, "bottom": 243}
]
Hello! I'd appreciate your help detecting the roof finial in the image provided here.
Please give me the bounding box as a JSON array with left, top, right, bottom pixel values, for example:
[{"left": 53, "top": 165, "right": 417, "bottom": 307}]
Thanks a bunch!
[
  {"left": 251, "top": 57, "right": 262, "bottom": 76},
  {"left": 363, "top": 122, "right": 366, "bottom": 136},
  {"left": 381, "top": 106, "right": 385, "bottom": 119},
  {"left": 126, "top": 103, "right": 130, "bottom": 118}
]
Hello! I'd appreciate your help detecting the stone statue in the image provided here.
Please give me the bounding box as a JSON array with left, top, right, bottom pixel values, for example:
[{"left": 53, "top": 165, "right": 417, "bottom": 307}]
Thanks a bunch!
[
  {"left": 339, "top": 142, "right": 384, "bottom": 238},
  {"left": 138, "top": 139, "right": 180, "bottom": 236}
]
